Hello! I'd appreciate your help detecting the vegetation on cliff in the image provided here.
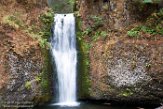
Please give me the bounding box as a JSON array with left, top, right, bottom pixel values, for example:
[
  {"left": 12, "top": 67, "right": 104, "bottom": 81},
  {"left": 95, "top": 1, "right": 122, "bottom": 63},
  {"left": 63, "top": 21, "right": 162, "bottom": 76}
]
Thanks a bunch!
[
  {"left": 76, "top": 0, "right": 163, "bottom": 104},
  {"left": 0, "top": 0, "right": 163, "bottom": 107},
  {"left": 0, "top": 0, "right": 54, "bottom": 107}
]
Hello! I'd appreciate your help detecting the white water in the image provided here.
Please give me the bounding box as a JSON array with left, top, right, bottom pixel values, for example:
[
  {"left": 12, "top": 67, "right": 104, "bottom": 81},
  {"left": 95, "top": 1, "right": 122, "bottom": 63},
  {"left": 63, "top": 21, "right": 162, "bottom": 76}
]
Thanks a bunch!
[{"left": 51, "top": 14, "right": 79, "bottom": 106}]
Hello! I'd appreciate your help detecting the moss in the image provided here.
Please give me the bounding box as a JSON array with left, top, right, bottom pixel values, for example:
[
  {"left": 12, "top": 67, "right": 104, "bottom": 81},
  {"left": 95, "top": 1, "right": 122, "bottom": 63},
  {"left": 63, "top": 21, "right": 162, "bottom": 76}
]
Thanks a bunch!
[
  {"left": 76, "top": 17, "right": 91, "bottom": 98},
  {"left": 32, "top": 48, "right": 53, "bottom": 104},
  {"left": 2, "top": 14, "right": 24, "bottom": 29},
  {"left": 33, "top": 93, "right": 51, "bottom": 104},
  {"left": 127, "top": 8, "right": 163, "bottom": 38},
  {"left": 120, "top": 89, "right": 134, "bottom": 97},
  {"left": 25, "top": 81, "right": 31, "bottom": 90},
  {"left": 35, "top": 75, "right": 41, "bottom": 82},
  {"left": 39, "top": 47, "right": 53, "bottom": 100},
  {"left": 77, "top": 40, "right": 91, "bottom": 98},
  {"left": 38, "top": 8, "right": 54, "bottom": 48}
]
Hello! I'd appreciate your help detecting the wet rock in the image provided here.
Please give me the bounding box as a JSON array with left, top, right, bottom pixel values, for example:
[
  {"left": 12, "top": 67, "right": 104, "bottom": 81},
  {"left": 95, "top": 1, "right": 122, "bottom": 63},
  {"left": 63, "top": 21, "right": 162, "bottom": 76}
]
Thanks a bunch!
[{"left": 155, "top": 105, "right": 163, "bottom": 109}]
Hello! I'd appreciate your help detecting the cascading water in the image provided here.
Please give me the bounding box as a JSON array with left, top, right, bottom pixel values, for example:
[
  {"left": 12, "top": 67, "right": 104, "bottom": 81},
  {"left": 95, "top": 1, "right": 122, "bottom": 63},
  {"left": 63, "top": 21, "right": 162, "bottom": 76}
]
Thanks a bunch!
[{"left": 51, "top": 14, "right": 79, "bottom": 106}]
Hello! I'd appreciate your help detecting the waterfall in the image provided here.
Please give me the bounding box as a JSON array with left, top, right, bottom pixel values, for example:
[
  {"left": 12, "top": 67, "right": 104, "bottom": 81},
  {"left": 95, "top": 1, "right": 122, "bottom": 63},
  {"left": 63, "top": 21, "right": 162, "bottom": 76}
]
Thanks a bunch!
[{"left": 51, "top": 14, "right": 79, "bottom": 106}]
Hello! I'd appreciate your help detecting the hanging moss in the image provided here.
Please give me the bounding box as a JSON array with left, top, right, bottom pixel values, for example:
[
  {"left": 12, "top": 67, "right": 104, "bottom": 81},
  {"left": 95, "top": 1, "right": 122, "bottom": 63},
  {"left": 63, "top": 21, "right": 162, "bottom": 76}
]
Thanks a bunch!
[{"left": 76, "top": 17, "right": 91, "bottom": 99}]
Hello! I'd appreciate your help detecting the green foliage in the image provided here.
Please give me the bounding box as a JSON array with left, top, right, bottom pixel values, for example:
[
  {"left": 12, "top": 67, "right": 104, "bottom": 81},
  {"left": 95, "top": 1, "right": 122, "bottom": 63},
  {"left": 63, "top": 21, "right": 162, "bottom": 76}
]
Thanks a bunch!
[
  {"left": 39, "top": 9, "right": 54, "bottom": 38},
  {"left": 68, "top": 0, "right": 75, "bottom": 4},
  {"left": 155, "top": 25, "right": 163, "bottom": 35},
  {"left": 82, "top": 27, "right": 92, "bottom": 36},
  {"left": 120, "top": 88, "right": 133, "bottom": 97},
  {"left": 25, "top": 81, "right": 31, "bottom": 90},
  {"left": 2, "top": 14, "right": 24, "bottom": 29},
  {"left": 90, "top": 15, "right": 103, "bottom": 28},
  {"left": 100, "top": 31, "right": 108, "bottom": 38},
  {"left": 80, "top": 15, "right": 103, "bottom": 36},
  {"left": 92, "top": 31, "right": 108, "bottom": 41},
  {"left": 38, "top": 38, "right": 50, "bottom": 49},
  {"left": 79, "top": 15, "right": 104, "bottom": 40},
  {"left": 90, "top": 15, "right": 103, "bottom": 23},
  {"left": 93, "top": 31, "right": 101, "bottom": 41},
  {"left": 36, "top": 9, "right": 54, "bottom": 49},
  {"left": 143, "top": 0, "right": 152, "bottom": 3},
  {"left": 80, "top": 15, "right": 105, "bottom": 40},
  {"left": 145, "top": 63, "right": 151, "bottom": 69},
  {"left": 27, "top": 25, "right": 37, "bottom": 33},
  {"left": 141, "top": 26, "right": 157, "bottom": 34},
  {"left": 40, "top": 13, "right": 53, "bottom": 24},
  {"left": 127, "top": 27, "right": 140, "bottom": 37},
  {"left": 35, "top": 75, "right": 41, "bottom": 82},
  {"left": 83, "top": 42, "right": 91, "bottom": 53},
  {"left": 102, "top": 4, "right": 109, "bottom": 10},
  {"left": 3, "top": 9, "right": 54, "bottom": 49},
  {"left": 25, "top": 10, "right": 53, "bottom": 49},
  {"left": 127, "top": 24, "right": 163, "bottom": 38},
  {"left": 77, "top": 15, "right": 107, "bottom": 41},
  {"left": 74, "top": 11, "right": 81, "bottom": 17},
  {"left": 39, "top": 10, "right": 54, "bottom": 27},
  {"left": 41, "top": 78, "right": 49, "bottom": 91},
  {"left": 40, "top": 46, "right": 52, "bottom": 95},
  {"left": 146, "top": 8, "right": 163, "bottom": 35}
]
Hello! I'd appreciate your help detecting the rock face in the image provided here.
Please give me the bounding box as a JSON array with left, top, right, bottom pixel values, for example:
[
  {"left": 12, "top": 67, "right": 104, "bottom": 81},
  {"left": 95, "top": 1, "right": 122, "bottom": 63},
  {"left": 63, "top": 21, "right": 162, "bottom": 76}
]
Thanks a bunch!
[
  {"left": 48, "top": 0, "right": 75, "bottom": 13},
  {"left": 0, "top": 0, "right": 52, "bottom": 108},
  {"left": 77, "top": 0, "right": 163, "bottom": 104},
  {"left": 0, "top": 27, "right": 42, "bottom": 107},
  {"left": 78, "top": 0, "right": 160, "bottom": 30},
  {"left": 89, "top": 38, "right": 163, "bottom": 103}
]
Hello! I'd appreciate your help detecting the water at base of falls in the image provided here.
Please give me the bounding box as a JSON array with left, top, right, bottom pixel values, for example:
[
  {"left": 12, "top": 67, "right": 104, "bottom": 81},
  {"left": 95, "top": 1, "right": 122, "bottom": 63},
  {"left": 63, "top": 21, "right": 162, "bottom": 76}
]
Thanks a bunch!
[
  {"left": 35, "top": 102, "right": 158, "bottom": 109},
  {"left": 52, "top": 102, "right": 79, "bottom": 107},
  {"left": 51, "top": 13, "right": 79, "bottom": 107}
]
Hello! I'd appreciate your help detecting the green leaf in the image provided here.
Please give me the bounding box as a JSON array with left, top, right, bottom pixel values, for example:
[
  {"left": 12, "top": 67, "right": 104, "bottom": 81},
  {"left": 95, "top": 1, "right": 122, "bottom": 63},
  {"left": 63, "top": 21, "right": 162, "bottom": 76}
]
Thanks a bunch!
[{"left": 143, "top": 0, "right": 153, "bottom": 3}]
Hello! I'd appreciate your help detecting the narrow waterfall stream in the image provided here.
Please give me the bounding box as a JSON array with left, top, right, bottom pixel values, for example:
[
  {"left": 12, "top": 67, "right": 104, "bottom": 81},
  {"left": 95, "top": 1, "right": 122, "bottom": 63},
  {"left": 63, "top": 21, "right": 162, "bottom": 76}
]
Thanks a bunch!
[{"left": 51, "top": 14, "right": 79, "bottom": 106}]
